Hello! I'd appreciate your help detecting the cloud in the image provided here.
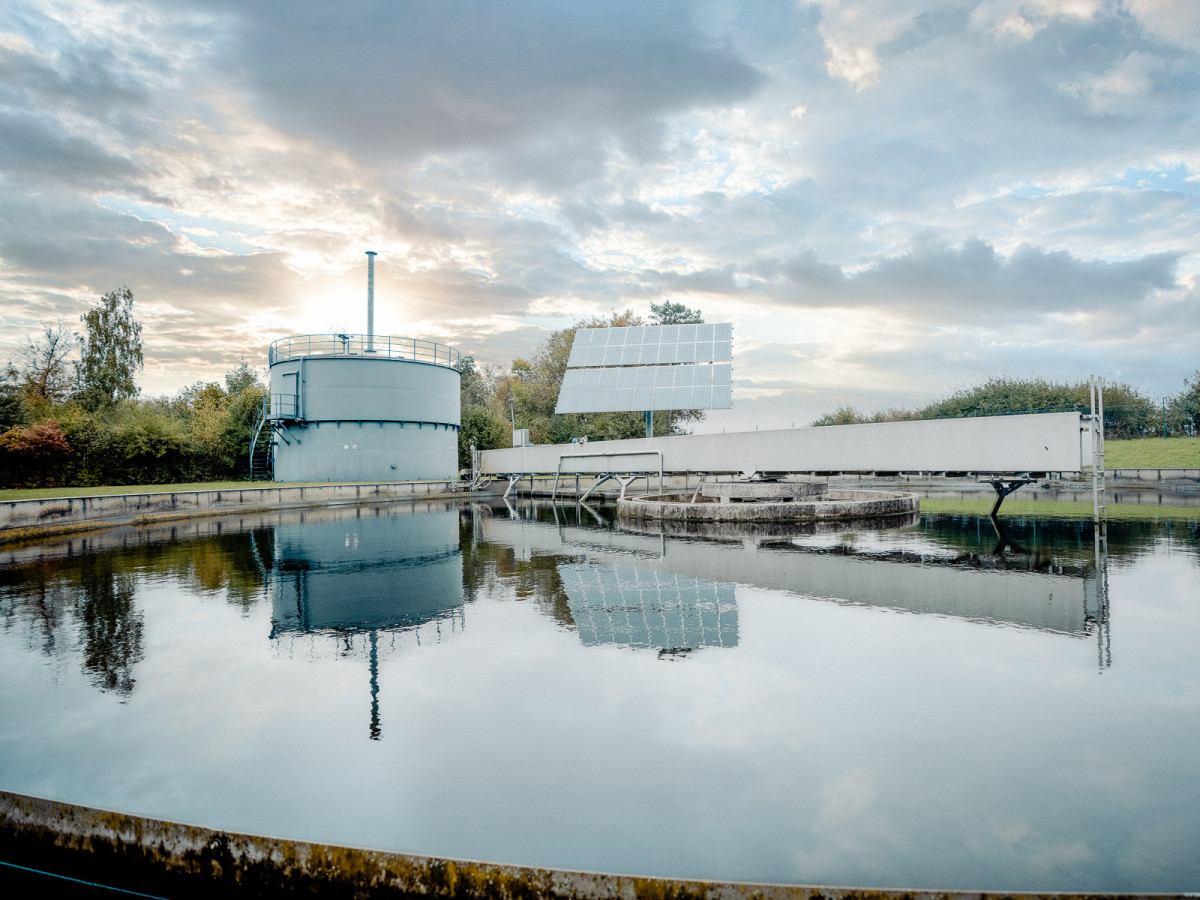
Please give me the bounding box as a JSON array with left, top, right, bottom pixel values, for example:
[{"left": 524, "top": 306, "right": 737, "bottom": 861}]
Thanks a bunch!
[
  {"left": 1123, "top": 0, "right": 1200, "bottom": 53},
  {"left": 218, "top": 0, "right": 761, "bottom": 176},
  {"left": 0, "top": 32, "right": 149, "bottom": 116},
  {"left": 0, "top": 111, "right": 152, "bottom": 199},
  {"left": 841, "top": 237, "right": 1180, "bottom": 318},
  {"left": 0, "top": 0, "right": 1197, "bottom": 415}
]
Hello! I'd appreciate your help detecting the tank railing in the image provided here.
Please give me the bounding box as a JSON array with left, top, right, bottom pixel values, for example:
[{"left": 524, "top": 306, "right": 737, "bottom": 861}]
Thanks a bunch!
[
  {"left": 269, "top": 333, "right": 461, "bottom": 369},
  {"left": 269, "top": 393, "right": 298, "bottom": 420}
]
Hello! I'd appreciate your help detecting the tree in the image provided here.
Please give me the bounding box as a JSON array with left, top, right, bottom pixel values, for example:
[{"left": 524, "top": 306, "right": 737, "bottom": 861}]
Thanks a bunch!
[
  {"left": 1168, "top": 371, "right": 1200, "bottom": 436},
  {"left": 0, "top": 420, "right": 71, "bottom": 487},
  {"left": 809, "top": 376, "right": 1157, "bottom": 438},
  {"left": 811, "top": 405, "right": 869, "bottom": 426},
  {"left": 218, "top": 383, "right": 268, "bottom": 478},
  {"left": 13, "top": 321, "right": 75, "bottom": 406},
  {"left": 457, "top": 356, "right": 510, "bottom": 468},
  {"left": 650, "top": 300, "right": 703, "bottom": 325},
  {"left": 76, "top": 286, "right": 143, "bottom": 411},
  {"left": 225, "top": 359, "right": 261, "bottom": 395},
  {"left": 0, "top": 370, "right": 29, "bottom": 429},
  {"left": 113, "top": 404, "right": 189, "bottom": 484}
]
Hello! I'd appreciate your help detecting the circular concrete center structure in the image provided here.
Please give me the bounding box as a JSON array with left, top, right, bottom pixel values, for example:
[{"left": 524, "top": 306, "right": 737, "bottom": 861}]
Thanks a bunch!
[
  {"left": 267, "top": 333, "right": 460, "bottom": 482},
  {"left": 618, "top": 480, "right": 918, "bottom": 522}
]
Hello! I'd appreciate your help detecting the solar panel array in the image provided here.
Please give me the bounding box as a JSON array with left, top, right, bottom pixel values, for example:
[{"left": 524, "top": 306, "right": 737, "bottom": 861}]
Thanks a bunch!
[
  {"left": 560, "top": 563, "right": 738, "bottom": 650},
  {"left": 555, "top": 322, "right": 733, "bottom": 414},
  {"left": 567, "top": 323, "right": 733, "bottom": 368},
  {"left": 557, "top": 363, "right": 731, "bottom": 413}
]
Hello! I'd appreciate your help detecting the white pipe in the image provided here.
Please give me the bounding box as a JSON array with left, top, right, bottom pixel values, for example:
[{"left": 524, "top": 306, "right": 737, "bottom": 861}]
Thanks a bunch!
[{"left": 365, "top": 251, "right": 377, "bottom": 352}]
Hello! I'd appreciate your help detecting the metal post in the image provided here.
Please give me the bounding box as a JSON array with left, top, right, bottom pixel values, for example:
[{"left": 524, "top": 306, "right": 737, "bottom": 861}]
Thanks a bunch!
[
  {"left": 645, "top": 410, "right": 652, "bottom": 438},
  {"left": 1097, "top": 376, "right": 1106, "bottom": 522},
  {"left": 365, "top": 251, "right": 377, "bottom": 352},
  {"left": 1090, "top": 376, "right": 1098, "bottom": 521}
]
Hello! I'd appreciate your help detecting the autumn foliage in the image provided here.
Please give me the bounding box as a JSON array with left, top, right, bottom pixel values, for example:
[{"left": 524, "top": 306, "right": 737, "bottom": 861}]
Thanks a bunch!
[{"left": 0, "top": 420, "right": 71, "bottom": 487}]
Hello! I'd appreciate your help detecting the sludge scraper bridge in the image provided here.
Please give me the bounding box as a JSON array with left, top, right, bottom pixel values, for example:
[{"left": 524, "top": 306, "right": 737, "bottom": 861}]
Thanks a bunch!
[{"left": 479, "top": 411, "right": 1100, "bottom": 514}]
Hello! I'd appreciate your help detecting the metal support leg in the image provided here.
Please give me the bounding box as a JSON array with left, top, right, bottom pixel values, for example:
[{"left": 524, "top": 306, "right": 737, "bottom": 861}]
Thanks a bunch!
[
  {"left": 616, "top": 474, "right": 642, "bottom": 499},
  {"left": 985, "top": 477, "right": 1033, "bottom": 518},
  {"left": 580, "top": 474, "right": 614, "bottom": 503},
  {"left": 504, "top": 475, "right": 521, "bottom": 499}
]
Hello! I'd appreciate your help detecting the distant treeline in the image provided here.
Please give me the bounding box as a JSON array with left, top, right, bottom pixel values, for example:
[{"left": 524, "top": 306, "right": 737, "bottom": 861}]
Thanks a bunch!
[
  {"left": 0, "top": 363, "right": 266, "bottom": 489},
  {"left": 1, "top": 288, "right": 266, "bottom": 488},
  {"left": 810, "top": 375, "right": 1200, "bottom": 438}
]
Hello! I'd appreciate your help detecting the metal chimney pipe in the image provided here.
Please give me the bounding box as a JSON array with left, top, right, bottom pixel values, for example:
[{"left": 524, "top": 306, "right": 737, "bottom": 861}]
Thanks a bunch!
[{"left": 365, "top": 251, "right": 377, "bottom": 352}]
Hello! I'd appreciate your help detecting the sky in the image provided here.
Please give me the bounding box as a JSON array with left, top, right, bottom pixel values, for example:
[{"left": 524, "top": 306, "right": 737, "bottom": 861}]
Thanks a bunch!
[{"left": 1, "top": 0, "right": 1197, "bottom": 432}]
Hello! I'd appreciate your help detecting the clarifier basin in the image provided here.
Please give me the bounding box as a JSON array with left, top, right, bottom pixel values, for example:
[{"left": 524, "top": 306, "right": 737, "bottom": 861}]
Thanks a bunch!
[{"left": 618, "top": 481, "right": 919, "bottom": 522}]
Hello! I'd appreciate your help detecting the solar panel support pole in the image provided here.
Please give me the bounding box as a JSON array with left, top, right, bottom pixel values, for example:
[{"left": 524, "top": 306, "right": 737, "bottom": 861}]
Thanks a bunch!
[{"left": 645, "top": 410, "right": 652, "bottom": 438}]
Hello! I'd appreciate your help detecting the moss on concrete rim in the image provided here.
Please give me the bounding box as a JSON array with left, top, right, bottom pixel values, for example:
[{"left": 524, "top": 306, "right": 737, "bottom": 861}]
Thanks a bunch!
[{"left": 1, "top": 790, "right": 1181, "bottom": 900}]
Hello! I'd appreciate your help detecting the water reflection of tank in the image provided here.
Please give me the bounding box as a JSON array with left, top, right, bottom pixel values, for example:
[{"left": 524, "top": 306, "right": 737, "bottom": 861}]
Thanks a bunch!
[
  {"left": 270, "top": 509, "right": 463, "bottom": 635},
  {"left": 268, "top": 506, "right": 465, "bottom": 738}
]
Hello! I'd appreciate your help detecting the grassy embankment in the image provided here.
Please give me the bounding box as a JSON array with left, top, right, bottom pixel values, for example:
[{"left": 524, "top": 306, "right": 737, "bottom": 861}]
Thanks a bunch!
[
  {"left": 922, "top": 436, "right": 1200, "bottom": 520},
  {"left": 0, "top": 481, "right": 326, "bottom": 502},
  {"left": 920, "top": 497, "right": 1200, "bottom": 521},
  {"left": 1103, "top": 436, "right": 1200, "bottom": 468}
]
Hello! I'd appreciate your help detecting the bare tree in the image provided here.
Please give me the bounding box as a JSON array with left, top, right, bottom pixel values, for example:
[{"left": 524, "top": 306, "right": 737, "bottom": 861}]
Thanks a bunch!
[{"left": 12, "top": 321, "right": 76, "bottom": 405}]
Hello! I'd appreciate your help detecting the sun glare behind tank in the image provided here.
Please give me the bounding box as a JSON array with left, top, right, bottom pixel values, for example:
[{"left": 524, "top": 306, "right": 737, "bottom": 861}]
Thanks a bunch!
[{"left": 256, "top": 252, "right": 462, "bottom": 482}]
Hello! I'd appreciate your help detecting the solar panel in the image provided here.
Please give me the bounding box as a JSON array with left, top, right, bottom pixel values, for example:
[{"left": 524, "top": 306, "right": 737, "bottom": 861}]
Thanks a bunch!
[
  {"left": 566, "top": 323, "right": 733, "bottom": 369},
  {"left": 557, "top": 323, "right": 733, "bottom": 414},
  {"left": 555, "top": 363, "right": 732, "bottom": 413}
]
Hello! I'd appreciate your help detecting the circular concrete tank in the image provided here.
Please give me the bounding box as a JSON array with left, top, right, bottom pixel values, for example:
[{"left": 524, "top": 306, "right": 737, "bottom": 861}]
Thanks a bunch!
[
  {"left": 617, "top": 481, "right": 919, "bottom": 522},
  {"left": 267, "top": 334, "right": 460, "bottom": 482}
]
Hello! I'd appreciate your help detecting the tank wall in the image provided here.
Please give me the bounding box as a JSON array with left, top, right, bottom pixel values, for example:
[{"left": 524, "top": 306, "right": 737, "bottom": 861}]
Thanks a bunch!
[
  {"left": 273, "top": 421, "right": 458, "bottom": 482},
  {"left": 270, "top": 357, "right": 460, "bottom": 426},
  {"left": 268, "top": 355, "right": 461, "bottom": 482}
]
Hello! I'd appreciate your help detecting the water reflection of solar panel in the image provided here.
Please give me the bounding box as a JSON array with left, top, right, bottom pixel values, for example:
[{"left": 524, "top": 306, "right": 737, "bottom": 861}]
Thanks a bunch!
[{"left": 560, "top": 563, "right": 738, "bottom": 650}]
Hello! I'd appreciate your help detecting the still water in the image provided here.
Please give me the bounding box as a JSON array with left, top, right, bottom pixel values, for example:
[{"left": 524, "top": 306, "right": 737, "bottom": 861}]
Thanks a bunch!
[{"left": 1, "top": 499, "right": 1198, "bottom": 893}]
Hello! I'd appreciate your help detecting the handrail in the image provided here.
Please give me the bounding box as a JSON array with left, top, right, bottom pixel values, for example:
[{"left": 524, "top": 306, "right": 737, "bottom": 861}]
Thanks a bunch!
[
  {"left": 269, "top": 333, "right": 461, "bottom": 369},
  {"left": 551, "top": 450, "right": 664, "bottom": 500}
]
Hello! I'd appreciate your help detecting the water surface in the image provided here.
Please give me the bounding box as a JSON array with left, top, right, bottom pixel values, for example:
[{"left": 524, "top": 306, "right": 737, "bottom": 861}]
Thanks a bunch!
[{"left": 1, "top": 500, "right": 1197, "bottom": 893}]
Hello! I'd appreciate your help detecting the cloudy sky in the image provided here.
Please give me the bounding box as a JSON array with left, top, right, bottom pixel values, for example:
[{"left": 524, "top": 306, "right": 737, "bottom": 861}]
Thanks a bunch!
[{"left": 1, "top": 0, "right": 1197, "bottom": 431}]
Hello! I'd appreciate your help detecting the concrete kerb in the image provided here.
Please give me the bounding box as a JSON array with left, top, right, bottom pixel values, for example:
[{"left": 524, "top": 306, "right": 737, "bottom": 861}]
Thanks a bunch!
[
  {"left": 0, "top": 481, "right": 470, "bottom": 544},
  {"left": 618, "top": 489, "right": 919, "bottom": 523},
  {"left": 2, "top": 790, "right": 1186, "bottom": 900}
]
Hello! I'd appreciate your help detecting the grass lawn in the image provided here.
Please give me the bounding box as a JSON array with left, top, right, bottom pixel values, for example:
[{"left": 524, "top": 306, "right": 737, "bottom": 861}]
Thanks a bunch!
[
  {"left": 0, "top": 479, "right": 458, "bottom": 502},
  {"left": 1104, "top": 436, "right": 1200, "bottom": 468},
  {"left": 1, "top": 481, "right": 286, "bottom": 502},
  {"left": 920, "top": 497, "right": 1200, "bottom": 521}
]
